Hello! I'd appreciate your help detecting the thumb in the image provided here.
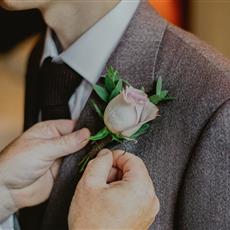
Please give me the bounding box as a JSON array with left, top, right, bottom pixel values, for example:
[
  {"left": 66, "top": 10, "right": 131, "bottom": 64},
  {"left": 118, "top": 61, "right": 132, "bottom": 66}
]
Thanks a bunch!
[
  {"left": 82, "top": 149, "right": 113, "bottom": 187},
  {"left": 41, "top": 128, "right": 90, "bottom": 160}
]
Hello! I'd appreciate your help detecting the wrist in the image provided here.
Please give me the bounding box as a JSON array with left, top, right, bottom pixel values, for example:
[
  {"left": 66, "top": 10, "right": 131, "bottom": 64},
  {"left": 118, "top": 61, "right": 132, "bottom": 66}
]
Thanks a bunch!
[{"left": 0, "top": 185, "right": 18, "bottom": 222}]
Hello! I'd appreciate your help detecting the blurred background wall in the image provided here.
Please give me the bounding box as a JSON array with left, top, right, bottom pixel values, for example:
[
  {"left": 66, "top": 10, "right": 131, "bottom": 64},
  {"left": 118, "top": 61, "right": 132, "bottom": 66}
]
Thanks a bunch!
[
  {"left": 0, "top": 1, "right": 230, "bottom": 150},
  {"left": 189, "top": 1, "right": 230, "bottom": 58},
  {"left": 0, "top": 8, "right": 44, "bottom": 150}
]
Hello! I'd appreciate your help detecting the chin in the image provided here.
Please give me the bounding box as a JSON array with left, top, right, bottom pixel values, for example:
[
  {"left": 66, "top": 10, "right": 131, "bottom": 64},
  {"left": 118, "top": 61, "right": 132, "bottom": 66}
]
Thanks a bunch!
[{"left": 0, "top": 0, "right": 48, "bottom": 10}]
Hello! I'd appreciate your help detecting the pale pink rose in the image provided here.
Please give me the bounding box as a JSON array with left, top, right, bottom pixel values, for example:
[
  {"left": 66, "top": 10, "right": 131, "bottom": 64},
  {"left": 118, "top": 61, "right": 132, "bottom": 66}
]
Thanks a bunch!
[{"left": 104, "top": 86, "right": 159, "bottom": 137}]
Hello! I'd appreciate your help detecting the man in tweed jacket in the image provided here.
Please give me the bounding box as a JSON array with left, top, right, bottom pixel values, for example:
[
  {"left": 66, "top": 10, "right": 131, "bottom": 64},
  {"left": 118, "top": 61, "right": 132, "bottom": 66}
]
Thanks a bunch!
[{"left": 1, "top": 0, "right": 230, "bottom": 229}]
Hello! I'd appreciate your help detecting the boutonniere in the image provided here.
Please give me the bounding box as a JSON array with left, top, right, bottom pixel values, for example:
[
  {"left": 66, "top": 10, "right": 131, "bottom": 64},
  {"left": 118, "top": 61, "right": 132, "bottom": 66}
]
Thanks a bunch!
[{"left": 79, "top": 67, "right": 174, "bottom": 172}]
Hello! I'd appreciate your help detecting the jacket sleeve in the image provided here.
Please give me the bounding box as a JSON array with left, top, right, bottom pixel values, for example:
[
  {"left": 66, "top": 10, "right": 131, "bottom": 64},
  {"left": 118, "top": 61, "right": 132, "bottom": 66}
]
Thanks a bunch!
[{"left": 175, "top": 99, "right": 230, "bottom": 230}]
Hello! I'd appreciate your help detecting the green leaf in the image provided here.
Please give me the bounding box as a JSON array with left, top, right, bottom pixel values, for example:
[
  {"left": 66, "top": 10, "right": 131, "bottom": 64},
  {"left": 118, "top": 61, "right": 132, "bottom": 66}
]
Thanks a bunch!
[
  {"left": 149, "top": 77, "right": 175, "bottom": 105},
  {"left": 93, "top": 84, "right": 109, "bottom": 103},
  {"left": 160, "top": 90, "right": 168, "bottom": 98},
  {"left": 123, "top": 136, "right": 137, "bottom": 142},
  {"left": 90, "top": 100, "right": 103, "bottom": 119},
  {"left": 111, "top": 134, "right": 124, "bottom": 143},
  {"left": 149, "top": 94, "right": 175, "bottom": 104},
  {"left": 105, "top": 73, "right": 116, "bottom": 92},
  {"left": 149, "top": 95, "right": 162, "bottom": 105},
  {"left": 108, "top": 66, "right": 120, "bottom": 83},
  {"left": 90, "top": 127, "right": 110, "bottom": 141},
  {"left": 122, "top": 79, "right": 131, "bottom": 86},
  {"left": 109, "top": 79, "right": 123, "bottom": 100},
  {"left": 163, "top": 96, "right": 176, "bottom": 101},
  {"left": 130, "top": 123, "right": 150, "bottom": 139},
  {"left": 156, "top": 77, "right": 163, "bottom": 96}
]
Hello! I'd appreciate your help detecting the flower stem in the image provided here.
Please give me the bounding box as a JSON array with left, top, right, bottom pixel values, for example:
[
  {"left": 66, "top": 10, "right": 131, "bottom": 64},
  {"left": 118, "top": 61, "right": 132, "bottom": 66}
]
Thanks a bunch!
[{"left": 79, "top": 135, "right": 113, "bottom": 173}]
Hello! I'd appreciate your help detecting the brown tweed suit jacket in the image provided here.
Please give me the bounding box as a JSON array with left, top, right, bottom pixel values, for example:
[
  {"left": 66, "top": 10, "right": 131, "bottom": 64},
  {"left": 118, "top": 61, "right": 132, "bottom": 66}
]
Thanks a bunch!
[{"left": 20, "top": 1, "right": 230, "bottom": 230}]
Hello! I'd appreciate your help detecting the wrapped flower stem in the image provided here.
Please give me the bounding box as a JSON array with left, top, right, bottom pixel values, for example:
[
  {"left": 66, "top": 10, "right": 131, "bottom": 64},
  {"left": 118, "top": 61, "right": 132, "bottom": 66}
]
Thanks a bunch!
[{"left": 79, "top": 135, "right": 113, "bottom": 173}]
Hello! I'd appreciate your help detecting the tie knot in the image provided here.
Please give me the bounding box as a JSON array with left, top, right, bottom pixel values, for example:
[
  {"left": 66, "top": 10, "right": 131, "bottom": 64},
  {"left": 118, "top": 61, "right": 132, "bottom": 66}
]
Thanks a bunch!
[{"left": 39, "top": 57, "right": 82, "bottom": 120}]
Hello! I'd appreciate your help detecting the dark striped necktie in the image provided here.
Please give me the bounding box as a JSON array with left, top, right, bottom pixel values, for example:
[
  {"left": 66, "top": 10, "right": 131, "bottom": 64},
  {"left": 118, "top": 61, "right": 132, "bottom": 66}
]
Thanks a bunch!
[{"left": 40, "top": 57, "right": 82, "bottom": 120}]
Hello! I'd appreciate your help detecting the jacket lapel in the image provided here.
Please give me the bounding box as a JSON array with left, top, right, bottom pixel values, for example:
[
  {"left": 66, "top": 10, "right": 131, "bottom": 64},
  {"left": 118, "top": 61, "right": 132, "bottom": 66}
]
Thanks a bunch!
[{"left": 41, "top": 2, "right": 167, "bottom": 229}]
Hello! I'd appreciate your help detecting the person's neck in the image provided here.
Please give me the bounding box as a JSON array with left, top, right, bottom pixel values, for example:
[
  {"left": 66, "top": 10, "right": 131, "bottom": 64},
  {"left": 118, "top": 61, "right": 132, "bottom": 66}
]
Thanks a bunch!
[{"left": 40, "top": 1, "right": 120, "bottom": 49}]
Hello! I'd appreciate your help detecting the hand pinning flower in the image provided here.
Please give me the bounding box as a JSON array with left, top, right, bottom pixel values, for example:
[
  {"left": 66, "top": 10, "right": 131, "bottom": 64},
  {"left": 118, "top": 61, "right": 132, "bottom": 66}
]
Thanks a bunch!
[{"left": 79, "top": 66, "right": 175, "bottom": 172}]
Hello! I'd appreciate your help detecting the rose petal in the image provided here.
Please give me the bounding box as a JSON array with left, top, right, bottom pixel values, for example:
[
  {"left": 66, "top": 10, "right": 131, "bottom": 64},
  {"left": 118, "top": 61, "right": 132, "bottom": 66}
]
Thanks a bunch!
[
  {"left": 104, "top": 93, "right": 140, "bottom": 134},
  {"left": 121, "top": 123, "right": 143, "bottom": 137},
  {"left": 121, "top": 102, "right": 159, "bottom": 137},
  {"left": 140, "top": 102, "right": 159, "bottom": 123},
  {"left": 124, "top": 86, "right": 148, "bottom": 104}
]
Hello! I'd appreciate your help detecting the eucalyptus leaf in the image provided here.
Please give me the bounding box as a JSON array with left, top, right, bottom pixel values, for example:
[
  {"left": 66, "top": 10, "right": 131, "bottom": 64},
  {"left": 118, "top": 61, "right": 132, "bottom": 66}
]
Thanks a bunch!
[
  {"left": 90, "top": 127, "right": 110, "bottom": 141},
  {"left": 130, "top": 123, "right": 150, "bottom": 139},
  {"left": 156, "top": 76, "right": 163, "bottom": 96},
  {"left": 93, "top": 84, "right": 109, "bottom": 103},
  {"left": 109, "top": 79, "right": 123, "bottom": 100},
  {"left": 90, "top": 100, "right": 104, "bottom": 119}
]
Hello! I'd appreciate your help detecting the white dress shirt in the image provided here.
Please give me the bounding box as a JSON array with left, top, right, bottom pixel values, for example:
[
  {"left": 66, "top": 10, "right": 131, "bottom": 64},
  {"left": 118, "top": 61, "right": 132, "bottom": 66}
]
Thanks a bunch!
[
  {"left": 0, "top": 216, "right": 14, "bottom": 230},
  {"left": 0, "top": 0, "right": 139, "bottom": 229}
]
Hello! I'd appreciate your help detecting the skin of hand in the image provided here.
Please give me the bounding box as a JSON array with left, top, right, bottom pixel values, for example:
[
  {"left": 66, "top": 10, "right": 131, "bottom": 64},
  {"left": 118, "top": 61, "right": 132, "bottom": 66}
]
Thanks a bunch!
[
  {"left": 68, "top": 149, "right": 160, "bottom": 230},
  {"left": 0, "top": 120, "right": 90, "bottom": 222}
]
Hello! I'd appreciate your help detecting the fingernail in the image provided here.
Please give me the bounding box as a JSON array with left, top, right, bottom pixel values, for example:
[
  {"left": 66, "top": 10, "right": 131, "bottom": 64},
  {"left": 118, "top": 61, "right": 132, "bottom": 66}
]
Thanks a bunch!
[{"left": 98, "top": 148, "right": 111, "bottom": 157}]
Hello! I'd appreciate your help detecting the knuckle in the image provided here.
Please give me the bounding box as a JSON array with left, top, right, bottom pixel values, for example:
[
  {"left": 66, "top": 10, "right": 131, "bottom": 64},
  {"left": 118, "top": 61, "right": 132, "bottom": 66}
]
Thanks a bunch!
[
  {"left": 113, "top": 149, "right": 129, "bottom": 156},
  {"left": 28, "top": 122, "right": 44, "bottom": 133},
  {"left": 45, "top": 122, "right": 60, "bottom": 136},
  {"left": 59, "top": 136, "right": 75, "bottom": 151},
  {"left": 112, "top": 149, "right": 122, "bottom": 153},
  {"left": 34, "top": 121, "right": 45, "bottom": 128},
  {"left": 35, "top": 121, "right": 60, "bottom": 137}
]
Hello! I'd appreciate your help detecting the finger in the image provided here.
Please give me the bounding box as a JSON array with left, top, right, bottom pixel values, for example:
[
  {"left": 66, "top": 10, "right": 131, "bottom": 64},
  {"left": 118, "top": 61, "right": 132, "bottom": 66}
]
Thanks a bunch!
[
  {"left": 107, "top": 167, "right": 123, "bottom": 183},
  {"left": 50, "top": 159, "right": 62, "bottom": 179},
  {"left": 112, "top": 150, "right": 149, "bottom": 182},
  {"left": 41, "top": 128, "right": 90, "bottom": 160},
  {"left": 82, "top": 149, "right": 113, "bottom": 187},
  {"left": 107, "top": 167, "right": 118, "bottom": 183},
  {"left": 26, "top": 120, "right": 77, "bottom": 139}
]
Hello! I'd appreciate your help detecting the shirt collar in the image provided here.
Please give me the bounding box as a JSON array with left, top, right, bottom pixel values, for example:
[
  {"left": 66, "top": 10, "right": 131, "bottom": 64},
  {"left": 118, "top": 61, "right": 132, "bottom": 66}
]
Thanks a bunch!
[{"left": 40, "top": 0, "right": 140, "bottom": 85}]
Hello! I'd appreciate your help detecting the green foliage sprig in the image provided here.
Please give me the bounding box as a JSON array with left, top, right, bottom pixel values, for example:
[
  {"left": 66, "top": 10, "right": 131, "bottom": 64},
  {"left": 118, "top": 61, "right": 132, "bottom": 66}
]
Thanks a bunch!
[{"left": 89, "top": 70, "right": 175, "bottom": 142}]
